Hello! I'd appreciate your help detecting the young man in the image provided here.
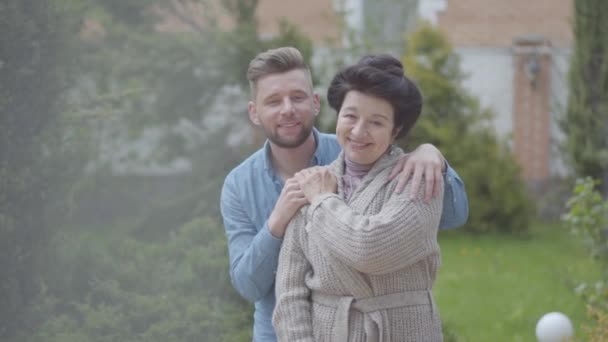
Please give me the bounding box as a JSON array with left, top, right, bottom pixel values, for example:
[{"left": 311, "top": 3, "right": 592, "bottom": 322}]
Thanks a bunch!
[{"left": 220, "top": 47, "right": 468, "bottom": 341}]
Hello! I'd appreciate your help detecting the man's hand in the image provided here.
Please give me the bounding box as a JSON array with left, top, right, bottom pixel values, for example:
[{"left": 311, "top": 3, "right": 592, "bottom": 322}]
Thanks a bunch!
[
  {"left": 388, "top": 143, "right": 446, "bottom": 202},
  {"left": 294, "top": 166, "right": 337, "bottom": 202},
  {"left": 267, "top": 178, "right": 309, "bottom": 238}
]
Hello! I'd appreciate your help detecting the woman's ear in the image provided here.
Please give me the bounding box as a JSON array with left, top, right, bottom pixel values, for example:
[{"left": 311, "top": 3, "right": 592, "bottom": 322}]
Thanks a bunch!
[{"left": 392, "top": 125, "right": 403, "bottom": 140}]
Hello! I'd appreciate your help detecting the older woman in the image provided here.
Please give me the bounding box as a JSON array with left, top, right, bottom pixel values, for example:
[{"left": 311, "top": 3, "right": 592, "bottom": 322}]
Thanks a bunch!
[{"left": 272, "top": 54, "right": 444, "bottom": 342}]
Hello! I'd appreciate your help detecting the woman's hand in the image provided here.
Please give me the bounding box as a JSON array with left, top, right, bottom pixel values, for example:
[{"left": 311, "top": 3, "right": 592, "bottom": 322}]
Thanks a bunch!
[{"left": 294, "top": 166, "right": 337, "bottom": 202}]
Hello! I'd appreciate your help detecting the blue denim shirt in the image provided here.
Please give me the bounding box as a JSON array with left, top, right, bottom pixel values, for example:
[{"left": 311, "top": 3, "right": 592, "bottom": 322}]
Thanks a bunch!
[{"left": 220, "top": 128, "right": 468, "bottom": 341}]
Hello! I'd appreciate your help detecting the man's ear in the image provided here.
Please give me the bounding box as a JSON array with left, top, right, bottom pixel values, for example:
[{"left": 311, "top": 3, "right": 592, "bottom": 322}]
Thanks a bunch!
[
  {"left": 313, "top": 93, "right": 321, "bottom": 116},
  {"left": 248, "top": 101, "right": 260, "bottom": 125}
]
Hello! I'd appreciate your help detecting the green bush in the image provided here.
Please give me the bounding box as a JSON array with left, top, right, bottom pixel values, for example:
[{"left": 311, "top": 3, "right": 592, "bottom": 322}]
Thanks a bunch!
[
  {"left": 11, "top": 214, "right": 252, "bottom": 342},
  {"left": 563, "top": 177, "right": 608, "bottom": 339},
  {"left": 563, "top": 177, "right": 608, "bottom": 303},
  {"left": 563, "top": 177, "right": 608, "bottom": 265},
  {"left": 400, "top": 23, "right": 534, "bottom": 234}
]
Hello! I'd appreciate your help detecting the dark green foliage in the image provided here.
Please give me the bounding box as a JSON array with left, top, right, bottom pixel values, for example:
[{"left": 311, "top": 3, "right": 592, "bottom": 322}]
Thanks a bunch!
[
  {"left": 5, "top": 0, "right": 316, "bottom": 340},
  {"left": 402, "top": 24, "right": 534, "bottom": 234},
  {"left": 13, "top": 215, "right": 251, "bottom": 342},
  {"left": 0, "top": 0, "right": 78, "bottom": 337},
  {"left": 73, "top": 0, "right": 314, "bottom": 164},
  {"left": 561, "top": 0, "right": 608, "bottom": 195}
]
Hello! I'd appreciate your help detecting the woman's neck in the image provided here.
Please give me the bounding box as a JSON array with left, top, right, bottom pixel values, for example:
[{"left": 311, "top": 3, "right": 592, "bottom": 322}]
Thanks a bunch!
[{"left": 344, "top": 157, "right": 373, "bottom": 178}]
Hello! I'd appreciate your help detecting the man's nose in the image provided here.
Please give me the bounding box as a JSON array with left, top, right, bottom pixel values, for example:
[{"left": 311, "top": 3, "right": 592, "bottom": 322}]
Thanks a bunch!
[{"left": 280, "top": 98, "right": 294, "bottom": 114}]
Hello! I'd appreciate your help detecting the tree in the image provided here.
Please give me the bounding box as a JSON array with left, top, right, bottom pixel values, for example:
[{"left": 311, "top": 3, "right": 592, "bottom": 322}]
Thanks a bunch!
[
  {"left": 0, "top": 0, "right": 77, "bottom": 337},
  {"left": 561, "top": 0, "right": 608, "bottom": 195},
  {"left": 401, "top": 24, "right": 534, "bottom": 234},
  {"left": 70, "top": 0, "right": 314, "bottom": 172},
  {"left": 5, "top": 1, "right": 316, "bottom": 340}
]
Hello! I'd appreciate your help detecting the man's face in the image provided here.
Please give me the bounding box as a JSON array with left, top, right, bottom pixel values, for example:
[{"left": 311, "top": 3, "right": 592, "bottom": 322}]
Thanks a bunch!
[{"left": 248, "top": 69, "right": 320, "bottom": 149}]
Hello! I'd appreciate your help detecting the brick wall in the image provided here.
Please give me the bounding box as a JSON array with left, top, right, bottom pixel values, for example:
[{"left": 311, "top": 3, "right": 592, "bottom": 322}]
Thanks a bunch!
[
  {"left": 437, "top": 0, "right": 573, "bottom": 47},
  {"left": 512, "top": 40, "right": 553, "bottom": 182},
  {"left": 257, "top": 0, "right": 340, "bottom": 44},
  {"left": 152, "top": 0, "right": 340, "bottom": 45}
]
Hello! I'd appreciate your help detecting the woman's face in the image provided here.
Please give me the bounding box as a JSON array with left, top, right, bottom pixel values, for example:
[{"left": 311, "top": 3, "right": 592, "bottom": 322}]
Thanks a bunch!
[{"left": 336, "top": 91, "right": 400, "bottom": 165}]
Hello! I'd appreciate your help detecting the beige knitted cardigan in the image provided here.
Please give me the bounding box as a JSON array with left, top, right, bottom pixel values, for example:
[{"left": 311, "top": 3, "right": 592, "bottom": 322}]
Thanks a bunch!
[{"left": 273, "top": 148, "right": 444, "bottom": 342}]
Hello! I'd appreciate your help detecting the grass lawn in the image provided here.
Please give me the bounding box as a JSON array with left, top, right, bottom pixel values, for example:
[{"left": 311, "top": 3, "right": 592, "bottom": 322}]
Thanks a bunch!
[{"left": 435, "top": 221, "right": 602, "bottom": 342}]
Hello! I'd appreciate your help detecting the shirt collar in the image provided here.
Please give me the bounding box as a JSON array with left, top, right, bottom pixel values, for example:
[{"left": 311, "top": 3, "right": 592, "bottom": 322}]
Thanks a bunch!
[{"left": 262, "top": 128, "right": 322, "bottom": 175}]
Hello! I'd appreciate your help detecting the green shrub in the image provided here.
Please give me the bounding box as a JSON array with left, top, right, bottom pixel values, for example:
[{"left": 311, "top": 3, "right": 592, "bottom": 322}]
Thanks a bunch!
[
  {"left": 12, "top": 214, "right": 252, "bottom": 342},
  {"left": 563, "top": 177, "right": 608, "bottom": 339},
  {"left": 563, "top": 177, "right": 608, "bottom": 265}
]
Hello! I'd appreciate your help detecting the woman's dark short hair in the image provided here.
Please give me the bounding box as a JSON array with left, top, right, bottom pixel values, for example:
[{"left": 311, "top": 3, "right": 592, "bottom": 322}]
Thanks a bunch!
[{"left": 327, "top": 54, "right": 422, "bottom": 139}]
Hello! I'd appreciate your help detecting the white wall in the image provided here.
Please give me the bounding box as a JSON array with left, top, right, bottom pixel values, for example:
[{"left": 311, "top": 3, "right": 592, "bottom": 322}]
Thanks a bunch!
[
  {"left": 455, "top": 47, "right": 514, "bottom": 139},
  {"left": 418, "top": 0, "right": 446, "bottom": 25}
]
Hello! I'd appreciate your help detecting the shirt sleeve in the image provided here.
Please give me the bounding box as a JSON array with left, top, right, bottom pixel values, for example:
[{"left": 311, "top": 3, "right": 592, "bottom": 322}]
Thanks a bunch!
[
  {"left": 220, "top": 175, "right": 283, "bottom": 303},
  {"left": 439, "top": 163, "right": 469, "bottom": 230},
  {"left": 273, "top": 214, "right": 315, "bottom": 342},
  {"left": 305, "top": 180, "right": 442, "bottom": 276}
]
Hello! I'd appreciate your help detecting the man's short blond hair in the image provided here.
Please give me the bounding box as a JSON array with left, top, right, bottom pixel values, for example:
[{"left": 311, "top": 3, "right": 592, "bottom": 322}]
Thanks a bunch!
[{"left": 247, "top": 47, "right": 313, "bottom": 98}]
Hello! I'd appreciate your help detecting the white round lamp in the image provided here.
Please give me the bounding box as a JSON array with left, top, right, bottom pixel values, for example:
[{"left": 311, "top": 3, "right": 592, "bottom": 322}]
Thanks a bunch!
[{"left": 535, "top": 312, "right": 574, "bottom": 342}]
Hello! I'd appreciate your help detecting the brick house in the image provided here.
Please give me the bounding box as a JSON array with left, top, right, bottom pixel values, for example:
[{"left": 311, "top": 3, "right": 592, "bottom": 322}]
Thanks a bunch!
[
  {"left": 433, "top": 0, "right": 573, "bottom": 184},
  {"left": 252, "top": 0, "right": 574, "bottom": 184},
  {"left": 92, "top": 0, "right": 573, "bottom": 181}
]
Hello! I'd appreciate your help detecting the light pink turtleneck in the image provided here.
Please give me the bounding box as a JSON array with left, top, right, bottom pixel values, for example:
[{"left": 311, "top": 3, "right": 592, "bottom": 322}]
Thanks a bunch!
[{"left": 342, "top": 157, "right": 373, "bottom": 201}]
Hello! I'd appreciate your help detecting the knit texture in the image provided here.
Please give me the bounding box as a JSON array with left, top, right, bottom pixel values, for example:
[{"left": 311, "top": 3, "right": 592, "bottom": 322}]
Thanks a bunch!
[{"left": 273, "top": 148, "right": 444, "bottom": 341}]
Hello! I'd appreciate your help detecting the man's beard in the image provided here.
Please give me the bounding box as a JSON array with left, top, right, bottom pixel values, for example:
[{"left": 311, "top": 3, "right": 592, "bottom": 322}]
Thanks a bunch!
[{"left": 263, "top": 123, "right": 313, "bottom": 149}]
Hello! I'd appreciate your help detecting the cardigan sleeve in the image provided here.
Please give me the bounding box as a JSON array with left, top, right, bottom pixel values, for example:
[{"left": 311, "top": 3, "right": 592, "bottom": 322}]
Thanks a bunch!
[
  {"left": 273, "top": 213, "right": 315, "bottom": 342},
  {"left": 305, "top": 180, "right": 443, "bottom": 276}
]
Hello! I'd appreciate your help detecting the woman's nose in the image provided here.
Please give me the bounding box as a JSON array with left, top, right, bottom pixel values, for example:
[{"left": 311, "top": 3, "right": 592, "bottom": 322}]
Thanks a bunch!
[{"left": 351, "top": 121, "right": 366, "bottom": 137}]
